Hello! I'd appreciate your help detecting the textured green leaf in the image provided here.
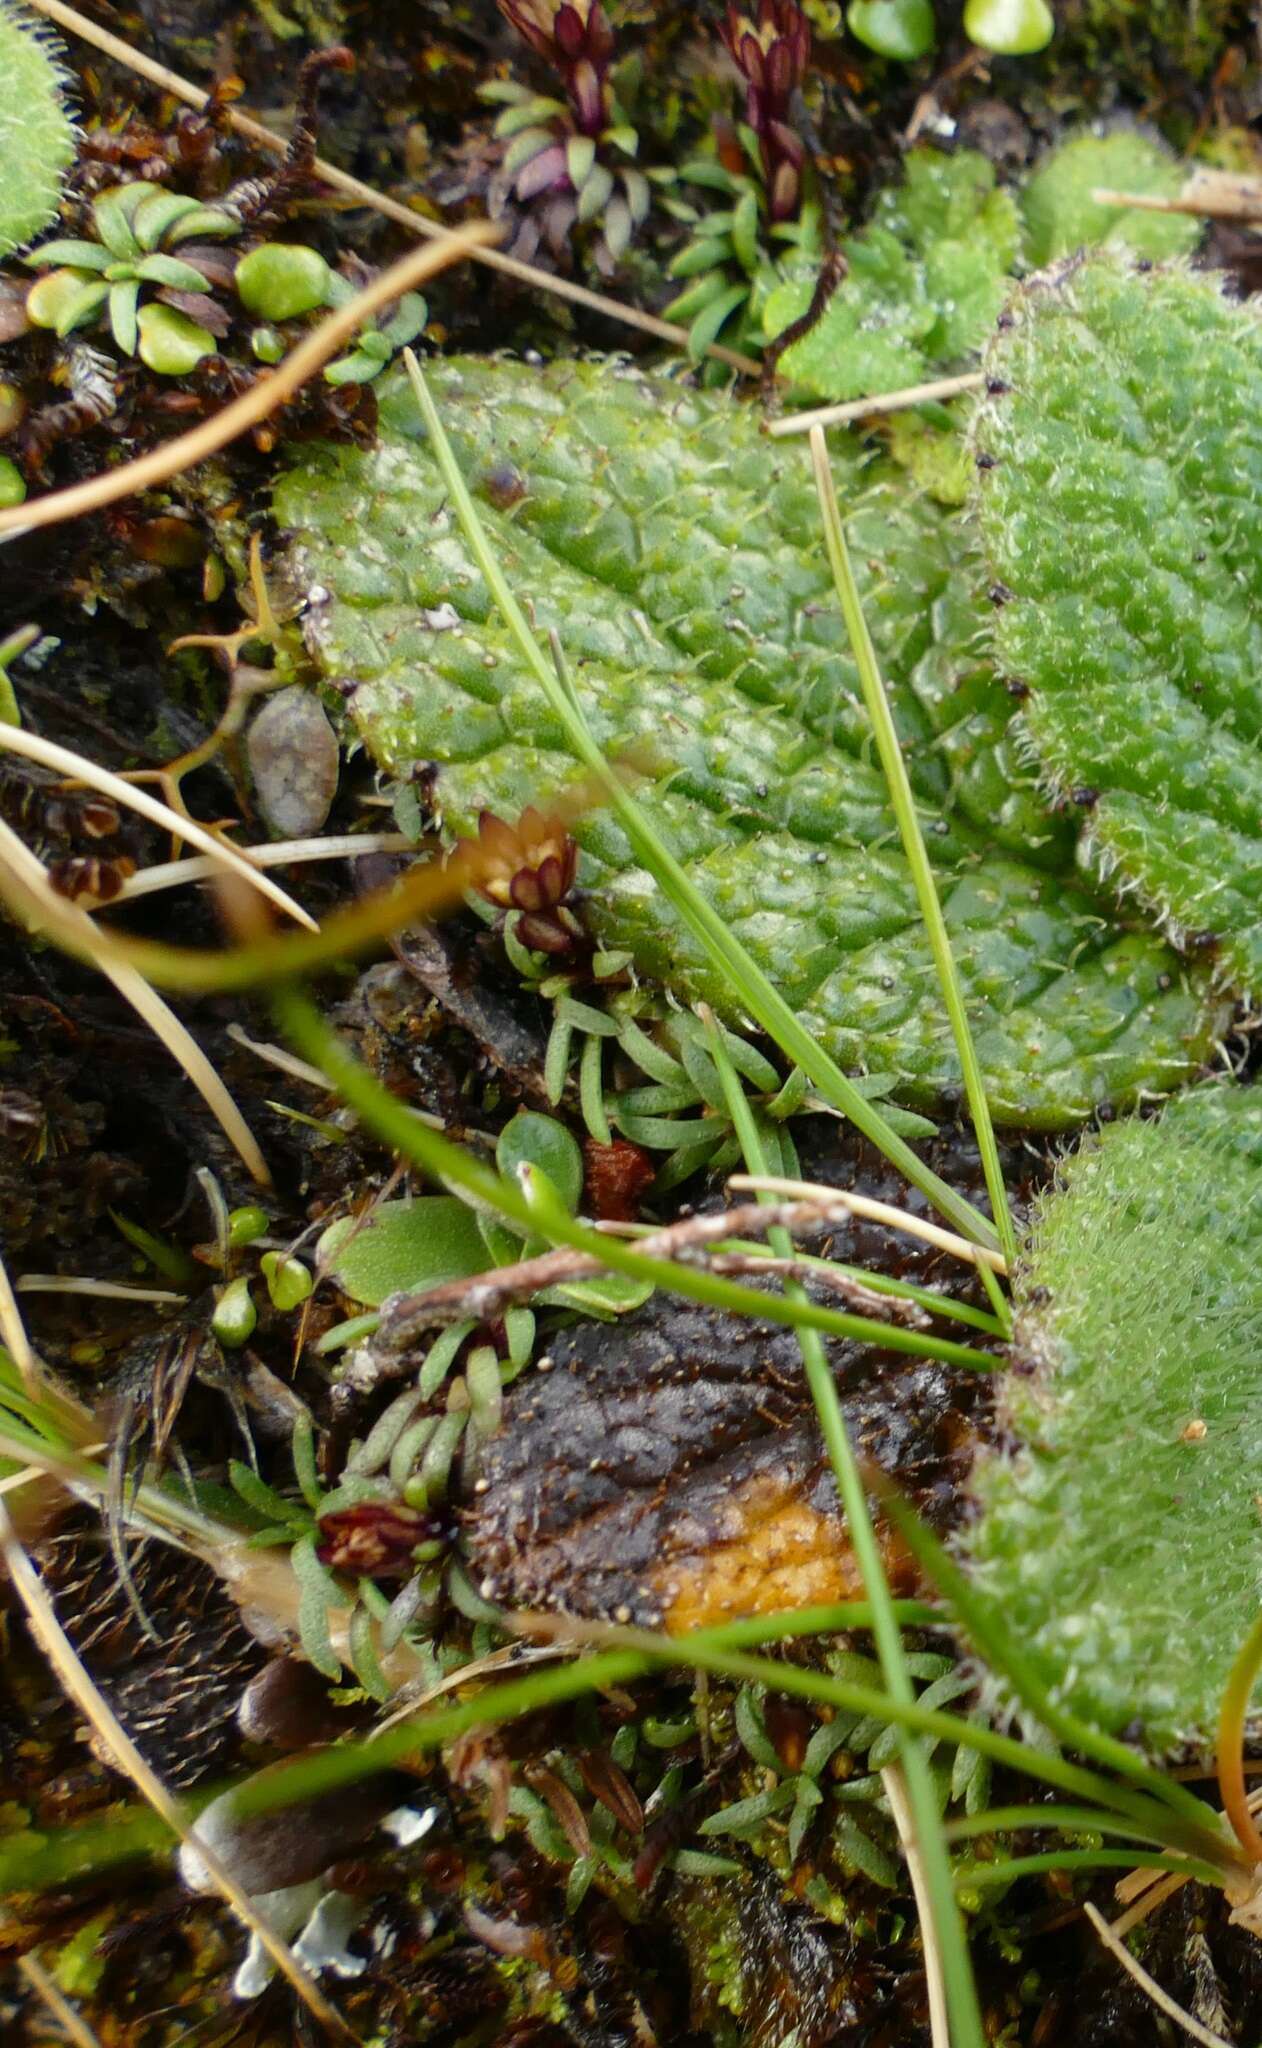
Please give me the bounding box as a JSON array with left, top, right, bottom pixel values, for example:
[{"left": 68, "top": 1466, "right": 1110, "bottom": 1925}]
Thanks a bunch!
[
  {"left": 0, "top": 4, "right": 76, "bottom": 257},
  {"left": 276, "top": 355, "right": 1220, "bottom": 1125},
  {"left": 764, "top": 148, "right": 1019, "bottom": 404},
  {"left": 966, "top": 1084, "right": 1262, "bottom": 1755},
  {"left": 1020, "top": 130, "right": 1201, "bottom": 268},
  {"left": 975, "top": 255, "right": 1262, "bottom": 999}
]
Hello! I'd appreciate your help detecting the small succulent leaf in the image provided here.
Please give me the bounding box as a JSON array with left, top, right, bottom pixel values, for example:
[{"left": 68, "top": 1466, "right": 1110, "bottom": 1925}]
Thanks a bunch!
[
  {"left": 686, "top": 280, "right": 750, "bottom": 357},
  {"left": 601, "top": 194, "right": 633, "bottom": 260},
  {"left": 52, "top": 275, "right": 108, "bottom": 334},
  {"left": 317, "top": 1197, "right": 492, "bottom": 1308},
  {"left": 292, "top": 1534, "right": 344, "bottom": 1680},
  {"left": 494, "top": 93, "right": 567, "bottom": 136},
  {"left": 380, "top": 293, "right": 428, "bottom": 347},
  {"left": 24, "top": 239, "right": 111, "bottom": 271},
  {"left": 666, "top": 237, "right": 734, "bottom": 281},
  {"left": 731, "top": 188, "right": 761, "bottom": 274},
  {"left": 92, "top": 183, "right": 150, "bottom": 259},
  {"left": 502, "top": 126, "right": 556, "bottom": 179},
  {"left": 963, "top": 0, "right": 1055, "bottom": 53},
  {"left": 134, "top": 251, "right": 212, "bottom": 292},
  {"left": 576, "top": 161, "right": 615, "bottom": 223},
  {"left": 974, "top": 255, "right": 1262, "bottom": 998},
  {"left": 107, "top": 276, "right": 139, "bottom": 356},
  {"left": 1020, "top": 130, "right": 1202, "bottom": 267},
  {"left": 847, "top": 0, "right": 937, "bottom": 60},
  {"left": 496, "top": 1111, "right": 584, "bottom": 1214},
  {"left": 131, "top": 188, "right": 203, "bottom": 250},
  {"left": 276, "top": 357, "right": 1220, "bottom": 1124},
  {"left": 165, "top": 204, "right": 239, "bottom": 243},
  {"left": 966, "top": 1083, "right": 1262, "bottom": 1756},
  {"left": 323, "top": 350, "right": 380, "bottom": 386},
  {"left": 566, "top": 134, "right": 597, "bottom": 189}
]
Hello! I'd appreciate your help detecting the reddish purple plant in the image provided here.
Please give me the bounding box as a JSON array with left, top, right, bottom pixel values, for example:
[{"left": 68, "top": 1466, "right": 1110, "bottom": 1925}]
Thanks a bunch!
[
  {"left": 486, "top": 0, "right": 646, "bottom": 268},
  {"left": 498, "top": 0, "right": 615, "bottom": 138},
  {"left": 462, "top": 806, "right": 586, "bottom": 956},
  {"left": 316, "top": 1501, "right": 437, "bottom": 1579},
  {"left": 718, "top": 1, "right": 811, "bottom": 221}
]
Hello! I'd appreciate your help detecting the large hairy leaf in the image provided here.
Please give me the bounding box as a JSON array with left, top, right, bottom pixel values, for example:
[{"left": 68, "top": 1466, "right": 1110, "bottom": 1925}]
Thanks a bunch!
[
  {"left": 966, "top": 1084, "right": 1262, "bottom": 1755},
  {"left": 275, "top": 356, "right": 1218, "bottom": 1124},
  {"left": 975, "top": 256, "right": 1262, "bottom": 999},
  {"left": 0, "top": 4, "right": 76, "bottom": 257}
]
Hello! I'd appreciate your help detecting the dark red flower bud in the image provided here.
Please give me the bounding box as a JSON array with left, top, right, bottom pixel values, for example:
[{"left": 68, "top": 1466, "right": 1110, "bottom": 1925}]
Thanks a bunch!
[{"left": 316, "top": 1501, "right": 436, "bottom": 1579}]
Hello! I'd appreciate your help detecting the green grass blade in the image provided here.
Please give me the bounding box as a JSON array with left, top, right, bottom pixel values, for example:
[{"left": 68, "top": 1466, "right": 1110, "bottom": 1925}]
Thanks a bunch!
[
  {"left": 808, "top": 426, "right": 1015, "bottom": 1266},
  {"left": 400, "top": 350, "right": 997, "bottom": 1253},
  {"left": 276, "top": 991, "right": 996, "bottom": 1373},
  {"left": 875, "top": 1480, "right": 1229, "bottom": 1836},
  {"left": 700, "top": 1007, "right": 986, "bottom": 2048}
]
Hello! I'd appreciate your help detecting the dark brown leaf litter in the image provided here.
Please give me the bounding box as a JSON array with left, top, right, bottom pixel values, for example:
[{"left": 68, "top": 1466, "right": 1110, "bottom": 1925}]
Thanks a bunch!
[{"left": 465, "top": 1123, "right": 1036, "bottom": 1631}]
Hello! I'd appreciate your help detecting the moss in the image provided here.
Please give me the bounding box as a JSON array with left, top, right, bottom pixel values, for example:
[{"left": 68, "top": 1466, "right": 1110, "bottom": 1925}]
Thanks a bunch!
[{"left": 1054, "top": 0, "right": 1253, "bottom": 81}]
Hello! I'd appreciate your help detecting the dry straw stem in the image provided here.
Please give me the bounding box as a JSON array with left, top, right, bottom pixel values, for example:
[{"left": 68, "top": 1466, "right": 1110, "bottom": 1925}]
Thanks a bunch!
[
  {"left": 0, "top": 768, "right": 604, "bottom": 995},
  {"left": 0, "top": 222, "right": 498, "bottom": 538},
  {"left": 766, "top": 371, "right": 986, "bottom": 436},
  {"left": 1083, "top": 1902, "right": 1233, "bottom": 2048},
  {"left": 728, "top": 1173, "right": 1009, "bottom": 1272},
  {"left": 116, "top": 832, "right": 411, "bottom": 903},
  {"left": 17, "top": 1953, "right": 104, "bottom": 2048},
  {"left": 0, "top": 814, "right": 270, "bottom": 1182},
  {"left": 883, "top": 1763, "right": 950, "bottom": 2048},
  {"left": 1091, "top": 171, "right": 1262, "bottom": 221},
  {"left": 0, "top": 722, "right": 316, "bottom": 928},
  {"left": 0, "top": 1497, "right": 360, "bottom": 2043},
  {"left": 24, "top": 0, "right": 762, "bottom": 375}
]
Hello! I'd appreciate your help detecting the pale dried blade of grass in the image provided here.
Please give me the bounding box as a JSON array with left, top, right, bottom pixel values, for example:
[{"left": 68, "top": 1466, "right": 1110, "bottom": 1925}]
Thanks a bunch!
[
  {"left": 727, "top": 1173, "right": 1008, "bottom": 1271},
  {"left": 0, "top": 816, "right": 270, "bottom": 1183},
  {"left": 0, "top": 1497, "right": 360, "bottom": 2042},
  {"left": 16, "top": 1276, "right": 187, "bottom": 1302},
  {"left": 0, "top": 225, "right": 497, "bottom": 537},
  {"left": 0, "top": 723, "right": 316, "bottom": 928},
  {"left": 0, "top": 1238, "right": 44, "bottom": 1401},
  {"left": 1083, "top": 1901, "right": 1232, "bottom": 2048},
  {"left": 766, "top": 372, "right": 986, "bottom": 436},
  {"left": 116, "top": 833, "right": 411, "bottom": 903},
  {"left": 17, "top": 1953, "right": 104, "bottom": 2048},
  {"left": 883, "top": 1763, "right": 950, "bottom": 2048},
  {"left": 23, "top": 0, "right": 761, "bottom": 375}
]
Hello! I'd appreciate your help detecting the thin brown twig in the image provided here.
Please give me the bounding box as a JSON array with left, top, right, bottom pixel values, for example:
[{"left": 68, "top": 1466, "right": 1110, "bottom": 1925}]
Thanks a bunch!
[
  {"left": 0, "top": 1497, "right": 361, "bottom": 2043},
  {"left": 24, "top": 0, "right": 762, "bottom": 375},
  {"left": 0, "top": 224, "right": 497, "bottom": 537},
  {"left": 362, "top": 1195, "right": 893, "bottom": 1365}
]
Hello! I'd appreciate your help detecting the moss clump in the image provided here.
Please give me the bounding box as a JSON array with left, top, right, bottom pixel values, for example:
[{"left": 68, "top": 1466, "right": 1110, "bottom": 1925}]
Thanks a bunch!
[{"left": 1056, "top": 0, "right": 1253, "bottom": 81}]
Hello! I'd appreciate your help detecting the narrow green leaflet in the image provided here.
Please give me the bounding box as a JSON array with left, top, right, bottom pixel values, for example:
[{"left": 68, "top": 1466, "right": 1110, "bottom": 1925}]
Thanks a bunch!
[
  {"left": 966, "top": 1084, "right": 1262, "bottom": 1755},
  {"left": 975, "top": 255, "right": 1262, "bottom": 999},
  {"left": 275, "top": 355, "right": 1218, "bottom": 1124}
]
